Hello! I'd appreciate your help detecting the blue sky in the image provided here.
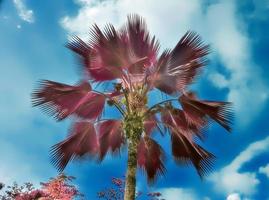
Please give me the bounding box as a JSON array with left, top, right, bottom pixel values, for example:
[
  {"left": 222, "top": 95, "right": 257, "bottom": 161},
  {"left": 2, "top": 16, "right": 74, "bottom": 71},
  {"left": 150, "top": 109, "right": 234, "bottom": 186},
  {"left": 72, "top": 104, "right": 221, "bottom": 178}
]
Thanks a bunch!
[{"left": 0, "top": 0, "right": 269, "bottom": 199}]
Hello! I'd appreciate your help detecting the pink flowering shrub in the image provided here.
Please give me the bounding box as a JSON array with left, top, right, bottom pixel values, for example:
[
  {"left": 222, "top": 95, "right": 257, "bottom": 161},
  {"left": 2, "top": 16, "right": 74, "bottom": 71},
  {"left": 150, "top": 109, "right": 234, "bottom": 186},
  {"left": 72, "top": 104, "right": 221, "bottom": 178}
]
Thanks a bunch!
[
  {"left": 0, "top": 174, "right": 82, "bottom": 200},
  {"left": 41, "top": 174, "right": 81, "bottom": 200},
  {"left": 14, "top": 189, "right": 47, "bottom": 200}
]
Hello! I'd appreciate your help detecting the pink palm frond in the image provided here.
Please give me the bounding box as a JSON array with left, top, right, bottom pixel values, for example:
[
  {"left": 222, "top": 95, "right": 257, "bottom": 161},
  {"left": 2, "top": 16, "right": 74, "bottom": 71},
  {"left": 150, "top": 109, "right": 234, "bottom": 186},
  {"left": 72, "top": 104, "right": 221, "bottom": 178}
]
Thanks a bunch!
[
  {"left": 66, "top": 36, "right": 91, "bottom": 78},
  {"left": 161, "top": 108, "right": 205, "bottom": 140},
  {"left": 88, "top": 24, "right": 127, "bottom": 81},
  {"left": 171, "top": 133, "right": 215, "bottom": 178},
  {"left": 150, "top": 31, "right": 209, "bottom": 95},
  {"left": 179, "top": 93, "right": 233, "bottom": 132},
  {"left": 144, "top": 114, "right": 158, "bottom": 136},
  {"left": 123, "top": 14, "right": 160, "bottom": 74},
  {"left": 137, "top": 137, "right": 165, "bottom": 183},
  {"left": 32, "top": 80, "right": 106, "bottom": 120},
  {"left": 96, "top": 120, "right": 125, "bottom": 161},
  {"left": 50, "top": 122, "right": 98, "bottom": 171}
]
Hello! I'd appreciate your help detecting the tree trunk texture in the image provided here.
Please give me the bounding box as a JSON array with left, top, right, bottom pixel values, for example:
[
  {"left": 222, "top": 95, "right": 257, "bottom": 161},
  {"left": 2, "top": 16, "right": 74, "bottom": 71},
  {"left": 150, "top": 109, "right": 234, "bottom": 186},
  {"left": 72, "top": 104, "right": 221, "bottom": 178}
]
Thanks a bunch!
[{"left": 124, "top": 140, "right": 138, "bottom": 200}]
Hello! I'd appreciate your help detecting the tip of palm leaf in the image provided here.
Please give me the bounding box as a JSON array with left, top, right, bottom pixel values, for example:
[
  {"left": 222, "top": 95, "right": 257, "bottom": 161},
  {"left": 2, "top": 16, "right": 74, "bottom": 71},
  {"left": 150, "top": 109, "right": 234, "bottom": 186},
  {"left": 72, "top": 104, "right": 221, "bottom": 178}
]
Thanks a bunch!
[{"left": 49, "top": 144, "right": 69, "bottom": 172}]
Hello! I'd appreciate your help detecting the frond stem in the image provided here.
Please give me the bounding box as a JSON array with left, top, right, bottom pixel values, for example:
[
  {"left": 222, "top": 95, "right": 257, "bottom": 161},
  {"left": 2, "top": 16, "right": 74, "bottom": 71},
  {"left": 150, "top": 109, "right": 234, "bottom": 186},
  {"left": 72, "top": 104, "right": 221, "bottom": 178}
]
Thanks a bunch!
[
  {"left": 144, "top": 98, "right": 178, "bottom": 117},
  {"left": 123, "top": 91, "right": 131, "bottom": 113}
]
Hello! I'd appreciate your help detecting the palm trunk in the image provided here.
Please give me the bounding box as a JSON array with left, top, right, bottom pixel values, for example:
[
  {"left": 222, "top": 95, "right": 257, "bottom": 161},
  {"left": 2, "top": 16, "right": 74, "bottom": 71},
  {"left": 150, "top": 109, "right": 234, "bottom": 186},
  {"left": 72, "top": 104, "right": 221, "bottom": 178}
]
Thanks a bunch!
[{"left": 124, "top": 140, "right": 138, "bottom": 200}]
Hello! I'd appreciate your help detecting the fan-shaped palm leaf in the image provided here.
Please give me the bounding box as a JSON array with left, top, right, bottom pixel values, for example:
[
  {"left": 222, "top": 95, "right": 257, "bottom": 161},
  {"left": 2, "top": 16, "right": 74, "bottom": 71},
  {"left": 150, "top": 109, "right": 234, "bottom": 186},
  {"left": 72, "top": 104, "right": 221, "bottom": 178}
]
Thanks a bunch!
[
  {"left": 161, "top": 108, "right": 204, "bottom": 140},
  {"left": 123, "top": 14, "right": 160, "bottom": 74},
  {"left": 97, "top": 120, "right": 125, "bottom": 161},
  {"left": 137, "top": 137, "right": 165, "bottom": 183},
  {"left": 171, "top": 133, "right": 215, "bottom": 177},
  {"left": 32, "top": 80, "right": 106, "bottom": 120},
  {"left": 144, "top": 114, "right": 158, "bottom": 136},
  {"left": 50, "top": 122, "right": 98, "bottom": 171},
  {"left": 179, "top": 93, "right": 233, "bottom": 131},
  {"left": 151, "top": 31, "right": 209, "bottom": 95}
]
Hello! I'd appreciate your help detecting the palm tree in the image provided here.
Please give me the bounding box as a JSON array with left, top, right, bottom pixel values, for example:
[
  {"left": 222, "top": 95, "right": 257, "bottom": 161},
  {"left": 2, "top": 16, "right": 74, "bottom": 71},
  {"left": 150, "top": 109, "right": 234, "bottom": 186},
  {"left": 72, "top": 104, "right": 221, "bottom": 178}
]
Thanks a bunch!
[{"left": 32, "top": 14, "right": 232, "bottom": 200}]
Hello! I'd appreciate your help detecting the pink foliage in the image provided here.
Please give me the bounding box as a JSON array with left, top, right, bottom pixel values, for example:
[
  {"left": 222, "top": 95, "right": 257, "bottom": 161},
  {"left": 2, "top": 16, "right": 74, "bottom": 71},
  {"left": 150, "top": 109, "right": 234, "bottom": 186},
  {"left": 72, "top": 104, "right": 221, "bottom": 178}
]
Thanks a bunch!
[
  {"left": 14, "top": 190, "right": 46, "bottom": 200},
  {"left": 41, "top": 174, "right": 80, "bottom": 200},
  {"left": 0, "top": 174, "right": 82, "bottom": 200}
]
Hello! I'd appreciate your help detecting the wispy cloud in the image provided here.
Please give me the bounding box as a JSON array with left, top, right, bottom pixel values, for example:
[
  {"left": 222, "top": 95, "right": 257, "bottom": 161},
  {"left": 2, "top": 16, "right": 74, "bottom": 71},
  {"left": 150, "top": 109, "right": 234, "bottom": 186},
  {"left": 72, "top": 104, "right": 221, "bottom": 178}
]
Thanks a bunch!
[
  {"left": 60, "top": 0, "right": 268, "bottom": 126},
  {"left": 259, "top": 163, "right": 269, "bottom": 178},
  {"left": 13, "top": 0, "right": 34, "bottom": 23},
  {"left": 209, "top": 136, "right": 269, "bottom": 197}
]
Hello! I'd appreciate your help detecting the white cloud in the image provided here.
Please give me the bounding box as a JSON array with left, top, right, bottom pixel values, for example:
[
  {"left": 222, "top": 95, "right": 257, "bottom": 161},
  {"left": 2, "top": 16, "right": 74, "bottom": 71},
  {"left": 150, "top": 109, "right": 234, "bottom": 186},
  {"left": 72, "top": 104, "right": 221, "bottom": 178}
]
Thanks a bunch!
[
  {"left": 60, "top": 0, "right": 203, "bottom": 47},
  {"left": 159, "top": 188, "right": 198, "bottom": 200},
  {"left": 209, "top": 136, "right": 269, "bottom": 196},
  {"left": 227, "top": 193, "right": 241, "bottom": 200},
  {"left": 13, "top": 0, "right": 34, "bottom": 23},
  {"left": 259, "top": 163, "right": 269, "bottom": 178},
  {"left": 226, "top": 193, "right": 253, "bottom": 200},
  {"left": 60, "top": 0, "right": 268, "bottom": 126},
  {"left": 208, "top": 72, "right": 229, "bottom": 88}
]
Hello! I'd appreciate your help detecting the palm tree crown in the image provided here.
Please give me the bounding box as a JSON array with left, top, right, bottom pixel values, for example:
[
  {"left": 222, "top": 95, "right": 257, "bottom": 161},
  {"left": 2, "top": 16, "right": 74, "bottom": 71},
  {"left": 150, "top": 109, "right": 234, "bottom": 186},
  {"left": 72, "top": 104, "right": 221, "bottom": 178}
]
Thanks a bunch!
[{"left": 32, "top": 14, "right": 232, "bottom": 185}]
